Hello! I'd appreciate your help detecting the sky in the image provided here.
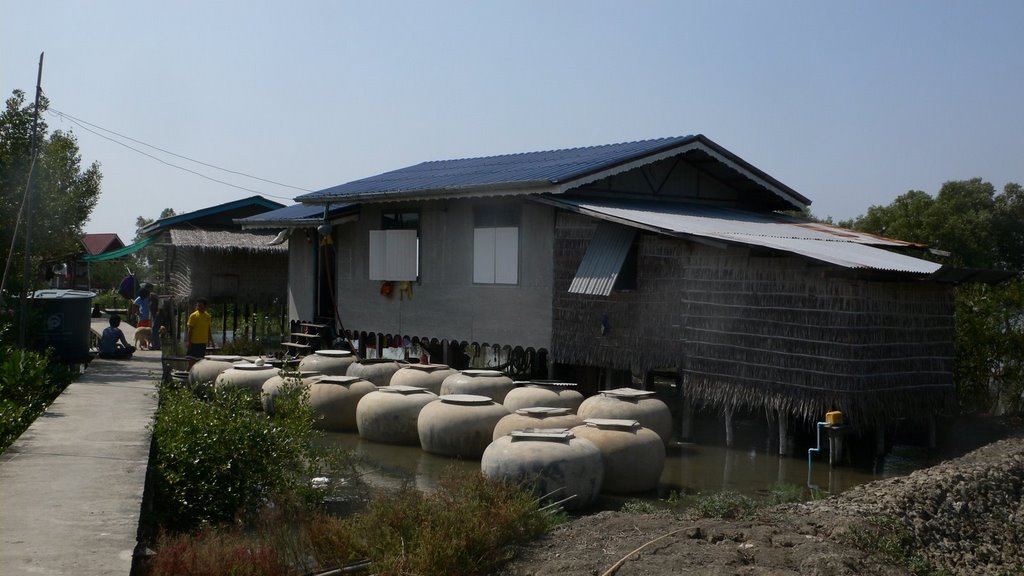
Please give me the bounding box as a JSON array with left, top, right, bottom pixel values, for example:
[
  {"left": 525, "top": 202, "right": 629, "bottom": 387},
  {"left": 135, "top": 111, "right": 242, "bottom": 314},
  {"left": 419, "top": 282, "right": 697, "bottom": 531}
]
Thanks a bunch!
[{"left": 2, "top": 1, "right": 1022, "bottom": 243}]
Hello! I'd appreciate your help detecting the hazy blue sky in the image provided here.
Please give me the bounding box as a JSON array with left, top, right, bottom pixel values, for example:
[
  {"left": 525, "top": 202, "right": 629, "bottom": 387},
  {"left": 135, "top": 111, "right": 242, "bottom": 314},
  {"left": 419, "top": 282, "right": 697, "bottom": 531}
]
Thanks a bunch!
[{"left": 3, "top": 1, "right": 1022, "bottom": 243}]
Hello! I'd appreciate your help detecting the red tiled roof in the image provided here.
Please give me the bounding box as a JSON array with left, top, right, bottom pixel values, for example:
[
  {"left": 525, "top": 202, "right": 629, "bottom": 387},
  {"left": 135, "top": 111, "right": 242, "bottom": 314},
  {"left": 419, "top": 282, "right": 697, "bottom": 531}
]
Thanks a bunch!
[{"left": 81, "top": 233, "right": 125, "bottom": 256}]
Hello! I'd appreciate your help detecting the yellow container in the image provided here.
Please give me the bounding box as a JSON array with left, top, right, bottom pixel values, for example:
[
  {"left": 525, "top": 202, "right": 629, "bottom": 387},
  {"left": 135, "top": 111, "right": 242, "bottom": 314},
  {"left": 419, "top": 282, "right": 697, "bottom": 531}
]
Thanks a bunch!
[{"left": 825, "top": 411, "right": 843, "bottom": 426}]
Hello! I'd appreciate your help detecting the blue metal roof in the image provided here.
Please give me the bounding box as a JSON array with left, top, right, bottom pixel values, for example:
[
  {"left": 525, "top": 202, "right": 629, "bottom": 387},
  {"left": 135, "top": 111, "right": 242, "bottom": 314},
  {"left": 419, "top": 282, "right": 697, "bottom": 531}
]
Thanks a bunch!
[
  {"left": 140, "top": 195, "right": 285, "bottom": 235},
  {"left": 235, "top": 202, "right": 357, "bottom": 228},
  {"left": 296, "top": 135, "right": 808, "bottom": 209}
]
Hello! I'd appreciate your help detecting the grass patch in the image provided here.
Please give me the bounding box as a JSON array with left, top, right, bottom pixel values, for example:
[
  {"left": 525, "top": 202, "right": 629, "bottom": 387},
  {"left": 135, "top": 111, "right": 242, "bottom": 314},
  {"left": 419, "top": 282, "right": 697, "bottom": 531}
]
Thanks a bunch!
[
  {"left": 659, "top": 482, "right": 813, "bottom": 520},
  {"left": 148, "top": 468, "right": 559, "bottom": 576},
  {"left": 847, "top": 514, "right": 950, "bottom": 576}
]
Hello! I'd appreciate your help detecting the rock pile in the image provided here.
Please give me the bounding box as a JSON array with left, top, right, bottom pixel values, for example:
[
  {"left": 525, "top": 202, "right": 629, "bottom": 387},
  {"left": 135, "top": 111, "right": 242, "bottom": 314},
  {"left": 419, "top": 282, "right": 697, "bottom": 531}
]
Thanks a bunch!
[{"left": 799, "top": 436, "right": 1024, "bottom": 575}]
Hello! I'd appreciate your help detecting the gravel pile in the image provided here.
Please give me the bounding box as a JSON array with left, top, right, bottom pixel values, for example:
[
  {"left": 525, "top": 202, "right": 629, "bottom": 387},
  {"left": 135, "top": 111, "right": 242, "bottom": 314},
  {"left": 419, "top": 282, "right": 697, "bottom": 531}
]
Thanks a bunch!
[{"left": 797, "top": 436, "right": 1024, "bottom": 575}]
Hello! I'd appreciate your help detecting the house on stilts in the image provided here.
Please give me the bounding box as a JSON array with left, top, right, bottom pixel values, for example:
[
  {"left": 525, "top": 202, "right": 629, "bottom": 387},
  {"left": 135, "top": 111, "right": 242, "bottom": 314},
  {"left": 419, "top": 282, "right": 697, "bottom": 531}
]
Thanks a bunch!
[{"left": 239, "top": 135, "right": 995, "bottom": 457}]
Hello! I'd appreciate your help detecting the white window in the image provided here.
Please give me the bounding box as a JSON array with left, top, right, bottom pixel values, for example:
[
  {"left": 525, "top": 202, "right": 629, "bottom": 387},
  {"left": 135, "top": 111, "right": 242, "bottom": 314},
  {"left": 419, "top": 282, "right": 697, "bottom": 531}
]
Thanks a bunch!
[
  {"left": 369, "top": 210, "right": 419, "bottom": 281},
  {"left": 369, "top": 229, "right": 418, "bottom": 281},
  {"left": 473, "top": 205, "right": 519, "bottom": 284}
]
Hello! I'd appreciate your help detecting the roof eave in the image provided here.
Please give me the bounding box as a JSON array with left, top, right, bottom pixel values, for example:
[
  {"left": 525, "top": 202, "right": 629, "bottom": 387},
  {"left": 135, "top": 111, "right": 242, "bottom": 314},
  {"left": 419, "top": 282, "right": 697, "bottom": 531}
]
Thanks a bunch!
[{"left": 299, "top": 180, "right": 558, "bottom": 204}]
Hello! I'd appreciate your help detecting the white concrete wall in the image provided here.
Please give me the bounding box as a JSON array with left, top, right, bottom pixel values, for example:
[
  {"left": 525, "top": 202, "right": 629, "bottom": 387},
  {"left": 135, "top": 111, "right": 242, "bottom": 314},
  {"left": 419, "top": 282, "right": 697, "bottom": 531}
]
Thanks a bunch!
[{"left": 332, "top": 198, "right": 555, "bottom": 350}]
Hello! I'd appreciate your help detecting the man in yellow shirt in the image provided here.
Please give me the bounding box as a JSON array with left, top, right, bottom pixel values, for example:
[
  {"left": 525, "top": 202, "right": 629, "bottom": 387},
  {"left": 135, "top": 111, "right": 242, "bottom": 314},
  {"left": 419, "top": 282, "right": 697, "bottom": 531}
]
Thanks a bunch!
[{"left": 185, "top": 298, "right": 213, "bottom": 369}]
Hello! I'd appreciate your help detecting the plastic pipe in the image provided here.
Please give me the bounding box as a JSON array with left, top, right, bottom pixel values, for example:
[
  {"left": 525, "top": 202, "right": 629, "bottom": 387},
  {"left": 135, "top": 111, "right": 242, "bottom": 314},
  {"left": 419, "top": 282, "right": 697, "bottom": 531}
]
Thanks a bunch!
[{"left": 807, "top": 421, "right": 826, "bottom": 488}]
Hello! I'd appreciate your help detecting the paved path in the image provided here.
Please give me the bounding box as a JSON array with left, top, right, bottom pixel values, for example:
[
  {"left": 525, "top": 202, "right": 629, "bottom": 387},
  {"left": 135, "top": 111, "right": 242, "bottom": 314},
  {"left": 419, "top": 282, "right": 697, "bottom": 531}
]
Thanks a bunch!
[{"left": 0, "top": 319, "right": 161, "bottom": 575}]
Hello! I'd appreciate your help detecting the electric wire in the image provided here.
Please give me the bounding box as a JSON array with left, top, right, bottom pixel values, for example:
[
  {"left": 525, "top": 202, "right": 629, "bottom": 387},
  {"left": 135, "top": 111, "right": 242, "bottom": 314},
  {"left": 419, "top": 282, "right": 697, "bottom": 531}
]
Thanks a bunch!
[
  {"left": 49, "top": 107, "right": 312, "bottom": 192},
  {"left": 46, "top": 108, "right": 307, "bottom": 201}
]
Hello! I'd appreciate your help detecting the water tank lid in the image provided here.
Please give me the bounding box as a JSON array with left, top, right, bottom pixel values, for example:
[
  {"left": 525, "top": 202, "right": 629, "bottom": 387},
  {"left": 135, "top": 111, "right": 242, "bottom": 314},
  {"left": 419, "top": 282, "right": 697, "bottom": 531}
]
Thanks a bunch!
[
  {"left": 317, "top": 375, "right": 366, "bottom": 385},
  {"left": 231, "top": 364, "right": 275, "bottom": 371},
  {"left": 205, "top": 355, "right": 244, "bottom": 362},
  {"left": 439, "top": 393, "right": 493, "bottom": 405},
  {"left": 516, "top": 407, "right": 572, "bottom": 416},
  {"left": 358, "top": 358, "right": 406, "bottom": 365},
  {"left": 513, "top": 379, "right": 577, "bottom": 388},
  {"left": 601, "top": 387, "right": 657, "bottom": 399},
  {"left": 510, "top": 428, "right": 574, "bottom": 441},
  {"left": 461, "top": 369, "right": 504, "bottom": 377},
  {"left": 406, "top": 363, "right": 450, "bottom": 372},
  {"left": 278, "top": 370, "right": 321, "bottom": 378},
  {"left": 381, "top": 385, "right": 432, "bottom": 395},
  {"left": 584, "top": 418, "right": 640, "bottom": 430},
  {"left": 31, "top": 289, "right": 96, "bottom": 299},
  {"left": 316, "top": 350, "right": 354, "bottom": 357}
]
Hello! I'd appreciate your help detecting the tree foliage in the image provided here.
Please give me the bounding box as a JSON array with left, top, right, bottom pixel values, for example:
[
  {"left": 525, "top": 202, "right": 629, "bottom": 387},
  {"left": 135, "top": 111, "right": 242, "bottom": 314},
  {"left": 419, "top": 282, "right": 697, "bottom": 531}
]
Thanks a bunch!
[
  {"left": 845, "top": 179, "right": 1024, "bottom": 413},
  {"left": 0, "top": 89, "right": 102, "bottom": 294}
]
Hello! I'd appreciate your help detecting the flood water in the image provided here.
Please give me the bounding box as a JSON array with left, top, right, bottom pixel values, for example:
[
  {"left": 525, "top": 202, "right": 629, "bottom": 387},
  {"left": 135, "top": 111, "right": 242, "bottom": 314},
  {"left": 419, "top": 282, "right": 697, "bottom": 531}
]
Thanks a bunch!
[{"left": 320, "top": 412, "right": 940, "bottom": 499}]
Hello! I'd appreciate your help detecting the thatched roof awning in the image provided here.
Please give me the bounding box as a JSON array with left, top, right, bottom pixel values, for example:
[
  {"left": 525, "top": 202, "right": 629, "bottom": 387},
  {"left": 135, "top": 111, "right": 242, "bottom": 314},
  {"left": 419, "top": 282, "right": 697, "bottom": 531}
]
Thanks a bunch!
[{"left": 166, "top": 229, "right": 288, "bottom": 254}]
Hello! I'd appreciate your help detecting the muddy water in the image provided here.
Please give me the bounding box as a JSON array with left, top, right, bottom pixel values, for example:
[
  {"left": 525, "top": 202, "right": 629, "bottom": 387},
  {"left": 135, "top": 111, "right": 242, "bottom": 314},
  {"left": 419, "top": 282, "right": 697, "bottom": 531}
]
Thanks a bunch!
[{"left": 320, "top": 413, "right": 936, "bottom": 497}]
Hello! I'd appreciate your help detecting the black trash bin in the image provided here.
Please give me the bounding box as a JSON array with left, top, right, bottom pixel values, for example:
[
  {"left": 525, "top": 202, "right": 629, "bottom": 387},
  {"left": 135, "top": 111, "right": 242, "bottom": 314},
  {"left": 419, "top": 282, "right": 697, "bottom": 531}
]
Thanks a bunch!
[{"left": 31, "top": 289, "right": 96, "bottom": 363}]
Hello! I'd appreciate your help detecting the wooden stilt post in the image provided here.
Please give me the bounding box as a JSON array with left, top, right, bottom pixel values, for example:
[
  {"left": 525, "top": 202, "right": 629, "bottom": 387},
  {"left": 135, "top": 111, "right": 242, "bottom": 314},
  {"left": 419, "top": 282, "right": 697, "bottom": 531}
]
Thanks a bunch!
[
  {"left": 680, "top": 394, "right": 693, "bottom": 442},
  {"left": 875, "top": 424, "right": 886, "bottom": 458},
  {"left": 724, "top": 407, "right": 734, "bottom": 448},
  {"left": 777, "top": 410, "right": 790, "bottom": 456}
]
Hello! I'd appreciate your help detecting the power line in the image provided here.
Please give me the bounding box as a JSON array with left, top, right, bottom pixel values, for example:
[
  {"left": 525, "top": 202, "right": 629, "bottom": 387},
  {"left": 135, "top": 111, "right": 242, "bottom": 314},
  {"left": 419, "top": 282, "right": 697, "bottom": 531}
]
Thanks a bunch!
[{"left": 47, "top": 107, "right": 312, "bottom": 200}]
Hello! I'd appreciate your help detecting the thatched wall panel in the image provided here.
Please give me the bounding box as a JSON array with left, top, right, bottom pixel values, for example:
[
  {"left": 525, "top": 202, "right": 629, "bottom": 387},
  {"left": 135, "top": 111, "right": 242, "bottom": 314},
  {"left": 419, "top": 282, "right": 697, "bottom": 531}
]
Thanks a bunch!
[{"left": 551, "top": 211, "right": 956, "bottom": 426}]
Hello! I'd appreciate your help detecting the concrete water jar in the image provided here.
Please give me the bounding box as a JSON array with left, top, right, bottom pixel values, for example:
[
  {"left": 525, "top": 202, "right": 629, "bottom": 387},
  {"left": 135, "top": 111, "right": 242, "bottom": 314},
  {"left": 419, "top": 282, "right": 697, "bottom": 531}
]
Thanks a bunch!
[
  {"left": 347, "top": 359, "right": 407, "bottom": 386},
  {"left": 308, "top": 375, "right": 377, "bottom": 432},
  {"left": 440, "top": 369, "right": 515, "bottom": 403},
  {"left": 298, "top": 349, "right": 357, "bottom": 376},
  {"left": 389, "top": 363, "right": 457, "bottom": 394},
  {"left": 261, "top": 370, "right": 321, "bottom": 414},
  {"left": 417, "top": 394, "right": 509, "bottom": 458},
  {"left": 576, "top": 388, "right": 673, "bottom": 444},
  {"left": 493, "top": 407, "right": 584, "bottom": 441},
  {"left": 570, "top": 418, "right": 666, "bottom": 494},
  {"left": 188, "top": 355, "right": 244, "bottom": 386},
  {"left": 503, "top": 380, "right": 585, "bottom": 413},
  {"left": 356, "top": 385, "right": 439, "bottom": 445},
  {"left": 214, "top": 364, "right": 278, "bottom": 397},
  {"left": 481, "top": 429, "right": 604, "bottom": 510}
]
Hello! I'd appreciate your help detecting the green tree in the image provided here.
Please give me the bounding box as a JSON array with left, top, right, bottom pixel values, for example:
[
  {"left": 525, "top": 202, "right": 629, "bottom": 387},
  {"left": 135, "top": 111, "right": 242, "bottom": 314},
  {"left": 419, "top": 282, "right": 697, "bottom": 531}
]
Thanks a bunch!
[
  {"left": 846, "top": 179, "right": 1024, "bottom": 413},
  {"left": 0, "top": 89, "right": 101, "bottom": 294},
  {"left": 130, "top": 208, "right": 176, "bottom": 284}
]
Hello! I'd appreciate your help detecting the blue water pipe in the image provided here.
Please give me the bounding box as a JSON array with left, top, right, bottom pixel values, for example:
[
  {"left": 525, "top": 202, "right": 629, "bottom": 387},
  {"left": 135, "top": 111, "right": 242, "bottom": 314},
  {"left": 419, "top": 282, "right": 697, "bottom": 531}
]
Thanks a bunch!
[{"left": 807, "top": 421, "right": 827, "bottom": 488}]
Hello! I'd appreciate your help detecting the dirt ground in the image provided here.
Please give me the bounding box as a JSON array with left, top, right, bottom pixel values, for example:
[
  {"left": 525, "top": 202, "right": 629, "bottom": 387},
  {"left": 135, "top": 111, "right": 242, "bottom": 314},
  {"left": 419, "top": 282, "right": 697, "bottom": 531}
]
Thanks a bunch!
[
  {"left": 497, "top": 419, "right": 1024, "bottom": 576},
  {"left": 497, "top": 509, "right": 910, "bottom": 576}
]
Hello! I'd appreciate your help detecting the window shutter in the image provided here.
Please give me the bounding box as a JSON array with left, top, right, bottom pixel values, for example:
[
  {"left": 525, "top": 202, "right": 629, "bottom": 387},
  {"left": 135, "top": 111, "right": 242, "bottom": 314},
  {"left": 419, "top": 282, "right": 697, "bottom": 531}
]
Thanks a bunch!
[
  {"left": 493, "top": 227, "right": 519, "bottom": 284},
  {"left": 369, "top": 230, "right": 387, "bottom": 280},
  {"left": 473, "top": 228, "right": 496, "bottom": 283}
]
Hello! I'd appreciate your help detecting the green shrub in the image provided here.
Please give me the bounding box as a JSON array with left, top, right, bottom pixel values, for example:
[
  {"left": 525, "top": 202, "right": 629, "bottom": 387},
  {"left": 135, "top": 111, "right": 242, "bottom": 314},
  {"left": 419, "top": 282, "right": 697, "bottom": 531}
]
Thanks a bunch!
[
  {"left": 0, "top": 346, "right": 76, "bottom": 452},
  {"left": 91, "top": 289, "right": 126, "bottom": 311},
  {"left": 150, "top": 384, "right": 350, "bottom": 532}
]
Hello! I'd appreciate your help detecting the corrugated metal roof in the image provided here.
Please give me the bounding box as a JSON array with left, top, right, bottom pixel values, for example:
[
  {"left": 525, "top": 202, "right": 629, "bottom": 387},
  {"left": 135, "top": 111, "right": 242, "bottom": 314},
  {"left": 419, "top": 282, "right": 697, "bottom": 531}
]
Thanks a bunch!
[
  {"left": 296, "top": 135, "right": 810, "bottom": 211},
  {"left": 235, "top": 202, "right": 357, "bottom": 228},
  {"left": 569, "top": 221, "right": 636, "bottom": 296},
  {"left": 545, "top": 197, "right": 942, "bottom": 275},
  {"left": 140, "top": 196, "right": 285, "bottom": 236}
]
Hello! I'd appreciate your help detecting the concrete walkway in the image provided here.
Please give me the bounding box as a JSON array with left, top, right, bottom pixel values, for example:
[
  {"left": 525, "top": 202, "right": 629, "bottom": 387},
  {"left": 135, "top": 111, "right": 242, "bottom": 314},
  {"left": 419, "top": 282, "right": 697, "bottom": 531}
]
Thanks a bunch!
[{"left": 0, "top": 319, "right": 161, "bottom": 576}]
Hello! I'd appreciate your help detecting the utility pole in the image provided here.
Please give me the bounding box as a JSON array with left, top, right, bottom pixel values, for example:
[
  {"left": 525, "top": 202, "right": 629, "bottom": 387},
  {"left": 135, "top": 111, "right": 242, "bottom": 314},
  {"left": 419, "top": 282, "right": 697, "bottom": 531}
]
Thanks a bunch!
[{"left": 18, "top": 52, "right": 44, "bottom": 348}]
